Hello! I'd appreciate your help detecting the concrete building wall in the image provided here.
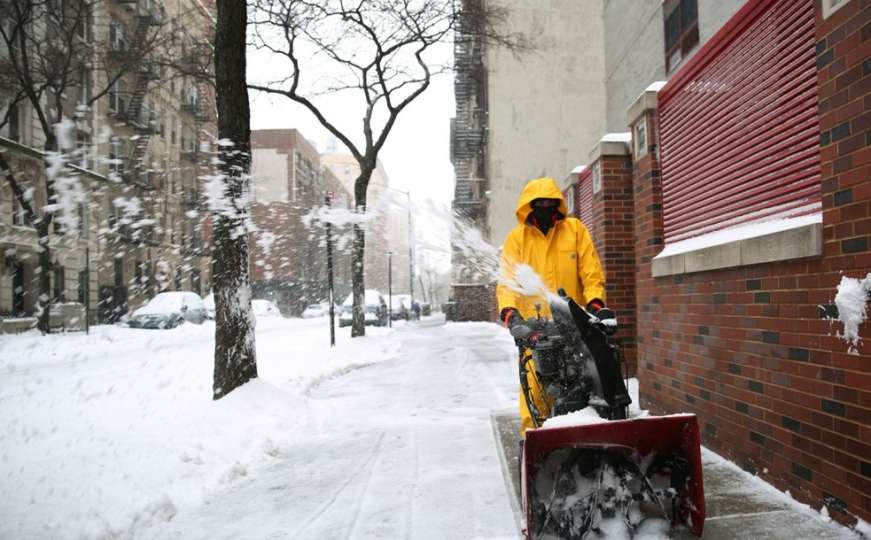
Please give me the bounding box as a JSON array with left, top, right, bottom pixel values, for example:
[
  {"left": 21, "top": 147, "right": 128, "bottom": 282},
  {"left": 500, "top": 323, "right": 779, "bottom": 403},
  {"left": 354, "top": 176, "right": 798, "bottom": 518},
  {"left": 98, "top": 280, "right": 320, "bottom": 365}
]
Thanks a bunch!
[
  {"left": 251, "top": 148, "right": 289, "bottom": 203},
  {"left": 603, "top": 0, "right": 748, "bottom": 133},
  {"left": 485, "top": 0, "right": 608, "bottom": 246}
]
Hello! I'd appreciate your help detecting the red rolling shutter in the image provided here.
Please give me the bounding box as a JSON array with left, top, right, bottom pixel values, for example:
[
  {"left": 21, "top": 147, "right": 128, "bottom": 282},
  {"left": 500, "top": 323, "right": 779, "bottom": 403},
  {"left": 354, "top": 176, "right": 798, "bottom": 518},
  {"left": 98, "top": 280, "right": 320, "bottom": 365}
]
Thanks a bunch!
[{"left": 657, "top": 0, "right": 820, "bottom": 243}]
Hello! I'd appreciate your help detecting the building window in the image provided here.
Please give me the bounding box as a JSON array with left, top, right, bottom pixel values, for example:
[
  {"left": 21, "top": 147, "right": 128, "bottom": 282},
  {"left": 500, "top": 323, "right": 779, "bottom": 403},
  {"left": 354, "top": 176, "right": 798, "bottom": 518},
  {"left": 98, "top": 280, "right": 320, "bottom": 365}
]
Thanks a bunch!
[
  {"left": 53, "top": 264, "right": 66, "bottom": 303},
  {"left": 8, "top": 103, "right": 20, "bottom": 142},
  {"left": 78, "top": 269, "right": 88, "bottom": 304},
  {"left": 191, "top": 268, "right": 201, "bottom": 296},
  {"left": 113, "top": 257, "right": 124, "bottom": 288},
  {"left": 634, "top": 119, "right": 648, "bottom": 158},
  {"left": 664, "top": 0, "right": 699, "bottom": 73}
]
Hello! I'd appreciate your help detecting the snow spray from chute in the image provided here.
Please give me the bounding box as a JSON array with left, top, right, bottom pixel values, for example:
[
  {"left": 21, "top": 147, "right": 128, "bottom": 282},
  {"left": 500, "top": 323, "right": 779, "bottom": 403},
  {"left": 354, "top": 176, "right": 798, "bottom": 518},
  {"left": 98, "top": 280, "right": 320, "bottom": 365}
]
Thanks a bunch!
[
  {"left": 834, "top": 273, "right": 871, "bottom": 353},
  {"left": 451, "top": 212, "right": 503, "bottom": 282}
]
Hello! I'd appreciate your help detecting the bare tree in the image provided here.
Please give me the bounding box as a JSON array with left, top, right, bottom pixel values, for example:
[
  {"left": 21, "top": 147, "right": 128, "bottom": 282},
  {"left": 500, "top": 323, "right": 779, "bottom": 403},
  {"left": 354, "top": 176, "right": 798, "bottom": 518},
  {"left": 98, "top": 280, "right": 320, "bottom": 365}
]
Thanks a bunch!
[
  {"left": 0, "top": 0, "right": 174, "bottom": 332},
  {"left": 211, "top": 0, "right": 257, "bottom": 399},
  {"left": 248, "top": 0, "right": 521, "bottom": 337}
]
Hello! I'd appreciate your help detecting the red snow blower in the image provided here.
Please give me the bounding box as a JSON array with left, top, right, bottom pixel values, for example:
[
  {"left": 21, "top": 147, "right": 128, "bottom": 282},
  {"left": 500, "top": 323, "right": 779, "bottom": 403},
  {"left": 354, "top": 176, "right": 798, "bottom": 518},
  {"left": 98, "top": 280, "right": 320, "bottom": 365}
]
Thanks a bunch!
[{"left": 511, "top": 292, "right": 705, "bottom": 539}]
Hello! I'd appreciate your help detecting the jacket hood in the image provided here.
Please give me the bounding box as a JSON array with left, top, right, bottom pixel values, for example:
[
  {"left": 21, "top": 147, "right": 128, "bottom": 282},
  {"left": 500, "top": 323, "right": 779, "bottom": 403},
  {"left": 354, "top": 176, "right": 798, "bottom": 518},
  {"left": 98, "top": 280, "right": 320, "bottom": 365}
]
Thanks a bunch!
[{"left": 514, "top": 177, "right": 569, "bottom": 225}]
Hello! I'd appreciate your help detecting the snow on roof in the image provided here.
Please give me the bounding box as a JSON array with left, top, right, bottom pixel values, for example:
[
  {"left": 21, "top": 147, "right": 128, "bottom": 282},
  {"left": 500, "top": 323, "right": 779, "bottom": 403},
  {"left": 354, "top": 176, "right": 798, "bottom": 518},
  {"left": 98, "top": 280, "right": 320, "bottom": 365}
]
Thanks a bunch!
[
  {"left": 601, "top": 132, "right": 631, "bottom": 143},
  {"left": 571, "top": 165, "right": 587, "bottom": 174},
  {"left": 646, "top": 81, "right": 668, "bottom": 92},
  {"left": 342, "top": 289, "right": 384, "bottom": 306},
  {"left": 655, "top": 213, "right": 822, "bottom": 259}
]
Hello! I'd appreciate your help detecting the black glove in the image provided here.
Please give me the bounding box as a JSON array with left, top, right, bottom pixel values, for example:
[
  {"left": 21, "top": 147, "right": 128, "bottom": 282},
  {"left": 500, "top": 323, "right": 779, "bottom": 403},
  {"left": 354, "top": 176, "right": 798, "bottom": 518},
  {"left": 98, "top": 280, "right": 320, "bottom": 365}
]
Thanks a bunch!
[
  {"left": 502, "top": 307, "right": 539, "bottom": 343},
  {"left": 587, "top": 299, "right": 617, "bottom": 335}
]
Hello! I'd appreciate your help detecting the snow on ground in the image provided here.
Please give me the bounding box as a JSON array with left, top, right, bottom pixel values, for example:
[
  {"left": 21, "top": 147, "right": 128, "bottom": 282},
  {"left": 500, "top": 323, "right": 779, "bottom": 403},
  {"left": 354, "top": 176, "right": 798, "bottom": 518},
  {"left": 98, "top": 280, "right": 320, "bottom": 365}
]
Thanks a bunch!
[{"left": 0, "top": 316, "right": 400, "bottom": 539}]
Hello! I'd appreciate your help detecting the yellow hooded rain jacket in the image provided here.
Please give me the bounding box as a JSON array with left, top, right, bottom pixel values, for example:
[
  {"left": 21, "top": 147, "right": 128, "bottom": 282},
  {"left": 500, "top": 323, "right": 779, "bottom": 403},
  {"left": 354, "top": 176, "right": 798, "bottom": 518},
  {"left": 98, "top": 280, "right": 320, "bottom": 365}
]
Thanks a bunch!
[{"left": 495, "top": 177, "right": 606, "bottom": 435}]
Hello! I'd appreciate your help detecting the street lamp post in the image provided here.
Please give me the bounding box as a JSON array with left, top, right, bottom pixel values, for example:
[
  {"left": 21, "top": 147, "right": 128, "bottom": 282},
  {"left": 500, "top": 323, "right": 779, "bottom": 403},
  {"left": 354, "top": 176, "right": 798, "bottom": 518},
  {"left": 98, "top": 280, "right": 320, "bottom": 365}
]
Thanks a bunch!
[
  {"left": 325, "top": 193, "right": 336, "bottom": 346},
  {"left": 387, "top": 251, "right": 392, "bottom": 328}
]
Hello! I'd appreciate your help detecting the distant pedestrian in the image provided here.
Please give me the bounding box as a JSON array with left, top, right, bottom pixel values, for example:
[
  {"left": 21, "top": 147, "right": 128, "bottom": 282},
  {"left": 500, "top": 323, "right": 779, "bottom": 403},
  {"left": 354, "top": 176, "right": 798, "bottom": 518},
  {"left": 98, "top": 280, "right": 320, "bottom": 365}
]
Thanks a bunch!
[{"left": 411, "top": 301, "right": 421, "bottom": 320}]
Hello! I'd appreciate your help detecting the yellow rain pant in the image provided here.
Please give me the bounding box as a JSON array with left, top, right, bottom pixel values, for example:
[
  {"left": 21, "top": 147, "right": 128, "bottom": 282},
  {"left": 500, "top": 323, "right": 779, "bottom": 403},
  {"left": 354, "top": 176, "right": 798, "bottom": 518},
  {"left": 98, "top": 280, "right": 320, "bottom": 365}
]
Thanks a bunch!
[{"left": 518, "top": 347, "right": 555, "bottom": 437}]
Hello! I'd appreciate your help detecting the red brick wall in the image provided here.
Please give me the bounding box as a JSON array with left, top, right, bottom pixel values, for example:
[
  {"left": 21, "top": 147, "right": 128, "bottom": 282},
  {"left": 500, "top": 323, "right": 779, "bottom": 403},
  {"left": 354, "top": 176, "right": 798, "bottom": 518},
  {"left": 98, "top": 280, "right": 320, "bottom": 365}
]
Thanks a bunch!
[
  {"left": 589, "top": 154, "right": 637, "bottom": 374},
  {"left": 633, "top": 1, "right": 871, "bottom": 526}
]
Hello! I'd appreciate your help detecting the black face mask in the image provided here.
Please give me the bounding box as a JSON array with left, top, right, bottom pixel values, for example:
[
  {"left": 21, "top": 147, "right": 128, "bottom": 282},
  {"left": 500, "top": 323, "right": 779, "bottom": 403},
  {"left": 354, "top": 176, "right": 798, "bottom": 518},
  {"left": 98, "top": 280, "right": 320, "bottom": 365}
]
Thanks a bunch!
[{"left": 532, "top": 205, "right": 558, "bottom": 227}]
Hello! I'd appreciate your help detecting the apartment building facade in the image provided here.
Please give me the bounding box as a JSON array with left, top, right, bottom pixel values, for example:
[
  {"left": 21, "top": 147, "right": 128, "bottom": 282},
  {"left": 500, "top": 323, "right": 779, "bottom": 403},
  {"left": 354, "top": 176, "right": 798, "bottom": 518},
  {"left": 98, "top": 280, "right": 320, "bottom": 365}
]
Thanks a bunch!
[
  {"left": 0, "top": 0, "right": 216, "bottom": 330},
  {"left": 249, "top": 129, "right": 355, "bottom": 315}
]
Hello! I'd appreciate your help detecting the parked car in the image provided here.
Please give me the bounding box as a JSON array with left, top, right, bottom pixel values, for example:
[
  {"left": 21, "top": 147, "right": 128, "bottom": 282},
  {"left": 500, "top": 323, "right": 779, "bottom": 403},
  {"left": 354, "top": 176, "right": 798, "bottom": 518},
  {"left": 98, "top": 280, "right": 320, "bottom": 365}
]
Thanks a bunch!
[
  {"left": 252, "top": 299, "right": 282, "bottom": 318},
  {"left": 128, "top": 292, "right": 207, "bottom": 329},
  {"left": 301, "top": 303, "right": 329, "bottom": 318},
  {"left": 339, "top": 290, "right": 387, "bottom": 327},
  {"left": 387, "top": 294, "right": 411, "bottom": 320}
]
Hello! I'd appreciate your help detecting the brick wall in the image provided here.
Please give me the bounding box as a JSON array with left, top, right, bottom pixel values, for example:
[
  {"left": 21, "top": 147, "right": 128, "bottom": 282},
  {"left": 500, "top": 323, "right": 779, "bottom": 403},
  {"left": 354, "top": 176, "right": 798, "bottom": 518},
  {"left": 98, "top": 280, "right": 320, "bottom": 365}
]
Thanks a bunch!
[
  {"left": 631, "top": 0, "right": 871, "bottom": 526},
  {"left": 588, "top": 153, "right": 638, "bottom": 374},
  {"left": 447, "top": 283, "right": 497, "bottom": 321}
]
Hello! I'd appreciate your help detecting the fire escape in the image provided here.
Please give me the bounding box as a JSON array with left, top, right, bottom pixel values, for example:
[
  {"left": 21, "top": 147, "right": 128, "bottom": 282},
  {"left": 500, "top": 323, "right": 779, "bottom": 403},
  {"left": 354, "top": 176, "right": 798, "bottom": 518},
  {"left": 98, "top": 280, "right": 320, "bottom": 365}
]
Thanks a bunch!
[
  {"left": 109, "top": 0, "right": 163, "bottom": 191},
  {"left": 450, "top": 0, "right": 488, "bottom": 230},
  {"left": 178, "top": 38, "right": 213, "bottom": 258}
]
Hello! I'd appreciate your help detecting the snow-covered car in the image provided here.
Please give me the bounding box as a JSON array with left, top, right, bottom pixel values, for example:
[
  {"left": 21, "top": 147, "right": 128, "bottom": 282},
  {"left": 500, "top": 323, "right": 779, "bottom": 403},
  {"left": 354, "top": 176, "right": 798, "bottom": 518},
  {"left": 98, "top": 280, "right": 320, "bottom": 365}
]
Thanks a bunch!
[
  {"left": 339, "top": 290, "right": 387, "bottom": 327},
  {"left": 128, "top": 292, "right": 207, "bottom": 329},
  {"left": 202, "top": 292, "right": 215, "bottom": 319},
  {"left": 387, "top": 294, "right": 411, "bottom": 320},
  {"left": 252, "top": 299, "right": 282, "bottom": 318},
  {"left": 301, "top": 303, "right": 328, "bottom": 318}
]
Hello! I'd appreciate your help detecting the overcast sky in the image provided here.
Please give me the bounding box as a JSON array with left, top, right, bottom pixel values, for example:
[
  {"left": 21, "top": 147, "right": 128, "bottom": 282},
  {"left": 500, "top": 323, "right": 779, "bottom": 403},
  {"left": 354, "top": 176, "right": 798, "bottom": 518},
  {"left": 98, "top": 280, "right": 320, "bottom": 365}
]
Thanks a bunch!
[{"left": 246, "top": 41, "right": 456, "bottom": 272}]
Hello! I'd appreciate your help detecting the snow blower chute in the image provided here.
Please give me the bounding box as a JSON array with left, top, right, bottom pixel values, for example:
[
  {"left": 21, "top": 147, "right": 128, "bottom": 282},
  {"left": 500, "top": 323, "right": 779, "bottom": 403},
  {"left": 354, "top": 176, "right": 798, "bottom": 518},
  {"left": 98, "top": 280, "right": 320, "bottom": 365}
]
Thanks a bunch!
[{"left": 512, "top": 292, "right": 705, "bottom": 539}]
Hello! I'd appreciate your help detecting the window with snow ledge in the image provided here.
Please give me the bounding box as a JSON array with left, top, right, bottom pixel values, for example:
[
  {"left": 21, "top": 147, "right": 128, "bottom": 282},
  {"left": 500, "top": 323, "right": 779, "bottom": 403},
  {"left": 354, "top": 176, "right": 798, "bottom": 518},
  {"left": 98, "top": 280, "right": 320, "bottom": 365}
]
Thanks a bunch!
[{"left": 651, "top": 213, "right": 823, "bottom": 277}]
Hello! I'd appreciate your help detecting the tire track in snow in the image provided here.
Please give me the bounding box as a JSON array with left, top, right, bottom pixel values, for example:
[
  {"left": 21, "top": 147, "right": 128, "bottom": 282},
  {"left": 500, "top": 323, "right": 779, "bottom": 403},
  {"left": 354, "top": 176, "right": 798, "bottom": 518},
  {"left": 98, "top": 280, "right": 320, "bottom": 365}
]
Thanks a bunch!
[{"left": 289, "top": 431, "right": 386, "bottom": 539}]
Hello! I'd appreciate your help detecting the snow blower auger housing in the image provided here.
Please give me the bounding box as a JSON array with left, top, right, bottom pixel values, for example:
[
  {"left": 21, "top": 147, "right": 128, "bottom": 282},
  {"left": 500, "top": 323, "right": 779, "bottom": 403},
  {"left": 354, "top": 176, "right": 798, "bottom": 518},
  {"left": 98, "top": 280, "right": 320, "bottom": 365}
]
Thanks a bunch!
[{"left": 513, "top": 292, "right": 705, "bottom": 539}]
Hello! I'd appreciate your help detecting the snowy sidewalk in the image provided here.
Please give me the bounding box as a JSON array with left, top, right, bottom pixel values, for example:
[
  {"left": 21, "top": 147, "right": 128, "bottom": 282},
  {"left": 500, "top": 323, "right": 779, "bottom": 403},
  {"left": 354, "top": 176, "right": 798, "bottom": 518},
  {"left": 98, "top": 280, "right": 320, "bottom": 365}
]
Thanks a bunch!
[
  {"left": 493, "top": 414, "right": 862, "bottom": 539},
  {"left": 139, "top": 317, "right": 520, "bottom": 539}
]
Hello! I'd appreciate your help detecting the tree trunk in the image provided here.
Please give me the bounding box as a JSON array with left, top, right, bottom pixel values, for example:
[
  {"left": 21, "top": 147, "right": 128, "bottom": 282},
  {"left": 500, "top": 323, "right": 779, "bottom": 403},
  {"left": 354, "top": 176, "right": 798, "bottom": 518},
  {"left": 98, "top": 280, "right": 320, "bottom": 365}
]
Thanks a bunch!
[
  {"left": 350, "top": 170, "right": 372, "bottom": 337},
  {"left": 37, "top": 133, "right": 59, "bottom": 335},
  {"left": 35, "top": 221, "right": 51, "bottom": 333},
  {"left": 351, "top": 222, "right": 366, "bottom": 337},
  {"left": 212, "top": 0, "right": 257, "bottom": 400}
]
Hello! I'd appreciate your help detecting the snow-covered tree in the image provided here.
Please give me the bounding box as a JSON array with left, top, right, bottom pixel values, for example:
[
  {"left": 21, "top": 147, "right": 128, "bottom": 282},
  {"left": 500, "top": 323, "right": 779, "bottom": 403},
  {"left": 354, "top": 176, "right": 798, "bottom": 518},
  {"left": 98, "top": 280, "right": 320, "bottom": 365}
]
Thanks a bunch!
[{"left": 211, "top": 0, "right": 257, "bottom": 399}]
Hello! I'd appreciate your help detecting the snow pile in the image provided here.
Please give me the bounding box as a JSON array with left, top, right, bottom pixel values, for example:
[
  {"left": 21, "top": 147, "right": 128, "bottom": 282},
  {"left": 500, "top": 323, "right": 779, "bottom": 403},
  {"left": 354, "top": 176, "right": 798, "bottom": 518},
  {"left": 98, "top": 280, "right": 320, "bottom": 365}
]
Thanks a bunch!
[
  {"left": 543, "top": 378, "right": 650, "bottom": 429},
  {"left": 646, "top": 81, "right": 668, "bottom": 92},
  {"left": 834, "top": 273, "right": 871, "bottom": 353},
  {"left": 656, "top": 213, "right": 822, "bottom": 259},
  {"left": 542, "top": 405, "right": 606, "bottom": 428},
  {"left": 601, "top": 132, "right": 632, "bottom": 143},
  {"left": 0, "top": 318, "right": 400, "bottom": 539}
]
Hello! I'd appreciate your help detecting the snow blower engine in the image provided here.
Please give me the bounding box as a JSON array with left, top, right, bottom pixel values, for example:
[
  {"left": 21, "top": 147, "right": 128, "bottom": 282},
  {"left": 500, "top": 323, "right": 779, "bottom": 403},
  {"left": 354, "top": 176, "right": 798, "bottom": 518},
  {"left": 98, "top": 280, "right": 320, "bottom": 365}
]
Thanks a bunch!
[{"left": 512, "top": 291, "right": 705, "bottom": 539}]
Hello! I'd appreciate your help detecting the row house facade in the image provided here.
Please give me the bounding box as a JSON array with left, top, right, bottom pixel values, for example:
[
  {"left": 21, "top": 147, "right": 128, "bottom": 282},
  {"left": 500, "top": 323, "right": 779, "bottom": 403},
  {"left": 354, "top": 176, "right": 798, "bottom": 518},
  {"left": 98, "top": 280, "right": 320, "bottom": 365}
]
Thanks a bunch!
[{"left": 0, "top": 0, "right": 216, "bottom": 330}]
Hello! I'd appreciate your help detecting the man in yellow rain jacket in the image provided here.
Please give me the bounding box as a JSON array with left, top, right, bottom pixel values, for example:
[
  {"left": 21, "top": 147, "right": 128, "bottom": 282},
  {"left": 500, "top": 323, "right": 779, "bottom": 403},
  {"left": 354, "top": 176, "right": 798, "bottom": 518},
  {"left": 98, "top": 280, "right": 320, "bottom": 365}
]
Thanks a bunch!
[{"left": 496, "top": 177, "right": 609, "bottom": 436}]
